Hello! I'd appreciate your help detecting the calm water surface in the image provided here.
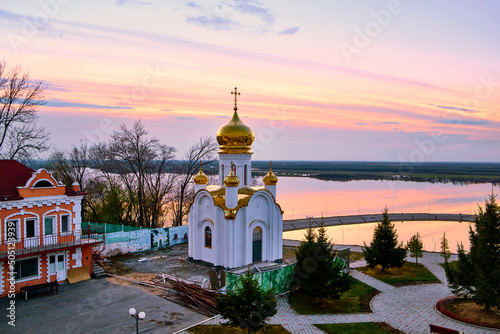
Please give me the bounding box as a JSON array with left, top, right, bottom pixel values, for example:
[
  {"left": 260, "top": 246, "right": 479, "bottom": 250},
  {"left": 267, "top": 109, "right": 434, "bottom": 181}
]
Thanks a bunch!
[{"left": 277, "top": 177, "right": 493, "bottom": 252}]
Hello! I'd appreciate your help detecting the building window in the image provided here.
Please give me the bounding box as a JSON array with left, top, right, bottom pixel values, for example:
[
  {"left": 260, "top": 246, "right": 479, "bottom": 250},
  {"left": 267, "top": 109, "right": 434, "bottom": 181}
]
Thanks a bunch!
[
  {"left": 26, "top": 219, "right": 36, "bottom": 238},
  {"left": 15, "top": 257, "right": 38, "bottom": 280},
  {"left": 6, "top": 220, "right": 19, "bottom": 240},
  {"left": 205, "top": 226, "right": 212, "bottom": 248},
  {"left": 61, "top": 215, "right": 70, "bottom": 233},
  {"left": 44, "top": 217, "right": 54, "bottom": 235},
  {"left": 244, "top": 165, "right": 247, "bottom": 185},
  {"left": 49, "top": 255, "right": 56, "bottom": 274},
  {"left": 32, "top": 180, "right": 53, "bottom": 188}
]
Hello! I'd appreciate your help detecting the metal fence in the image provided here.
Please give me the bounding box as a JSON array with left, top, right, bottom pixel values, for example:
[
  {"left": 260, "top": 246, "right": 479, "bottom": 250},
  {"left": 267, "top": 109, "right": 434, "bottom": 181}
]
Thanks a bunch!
[{"left": 81, "top": 222, "right": 154, "bottom": 234}]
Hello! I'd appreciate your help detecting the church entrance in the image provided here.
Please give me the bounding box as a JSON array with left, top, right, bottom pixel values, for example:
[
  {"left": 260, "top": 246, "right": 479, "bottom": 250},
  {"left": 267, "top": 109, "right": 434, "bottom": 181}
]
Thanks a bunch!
[{"left": 252, "top": 227, "right": 262, "bottom": 262}]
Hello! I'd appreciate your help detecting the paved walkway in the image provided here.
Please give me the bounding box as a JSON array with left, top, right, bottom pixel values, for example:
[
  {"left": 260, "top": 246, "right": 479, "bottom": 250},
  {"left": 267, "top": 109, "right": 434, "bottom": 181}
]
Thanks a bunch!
[{"left": 179, "top": 252, "right": 498, "bottom": 334}]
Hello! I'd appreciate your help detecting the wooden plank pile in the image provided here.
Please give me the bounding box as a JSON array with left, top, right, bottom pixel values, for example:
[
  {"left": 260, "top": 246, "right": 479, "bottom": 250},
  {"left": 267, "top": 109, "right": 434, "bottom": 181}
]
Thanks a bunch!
[{"left": 146, "top": 273, "right": 219, "bottom": 317}]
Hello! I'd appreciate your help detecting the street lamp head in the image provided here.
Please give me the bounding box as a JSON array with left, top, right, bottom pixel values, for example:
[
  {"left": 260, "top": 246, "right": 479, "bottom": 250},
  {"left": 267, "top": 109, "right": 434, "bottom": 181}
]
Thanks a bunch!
[
  {"left": 138, "top": 311, "right": 146, "bottom": 320},
  {"left": 129, "top": 308, "right": 136, "bottom": 316}
]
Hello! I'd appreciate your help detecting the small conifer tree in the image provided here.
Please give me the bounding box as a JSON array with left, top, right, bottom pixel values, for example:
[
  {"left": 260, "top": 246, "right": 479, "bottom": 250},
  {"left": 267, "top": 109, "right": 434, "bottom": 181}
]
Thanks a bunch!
[
  {"left": 363, "top": 208, "right": 407, "bottom": 272},
  {"left": 407, "top": 232, "right": 424, "bottom": 264},
  {"left": 216, "top": 271, "right": 277, "bottom": 334},
  {"left": 294, "top": 217, "right": 351, "bottom": 305},
  {"left": 440, "top": 231, "right": 451, "bottom": 263}
]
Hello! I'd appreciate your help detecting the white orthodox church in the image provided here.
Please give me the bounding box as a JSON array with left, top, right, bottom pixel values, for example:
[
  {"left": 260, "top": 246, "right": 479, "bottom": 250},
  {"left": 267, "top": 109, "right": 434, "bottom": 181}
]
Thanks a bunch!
[{"left": 188, "top": 88, "right": 283, "bottom": 269}]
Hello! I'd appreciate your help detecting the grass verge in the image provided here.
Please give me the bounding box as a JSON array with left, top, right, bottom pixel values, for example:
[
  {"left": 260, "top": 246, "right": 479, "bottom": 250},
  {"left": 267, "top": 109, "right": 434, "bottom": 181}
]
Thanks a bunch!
[
  {"left": 315, "top": 322, "right": 404, "bottom": 333},
  {"left": 289, "top": 278, "right": 378, "bottom": 314},
  {"left": 357, "top": 262, "right": 440, "bottom": 286},
  {"left": 188, "top": 325, "right": 290, "bottom": 333}
]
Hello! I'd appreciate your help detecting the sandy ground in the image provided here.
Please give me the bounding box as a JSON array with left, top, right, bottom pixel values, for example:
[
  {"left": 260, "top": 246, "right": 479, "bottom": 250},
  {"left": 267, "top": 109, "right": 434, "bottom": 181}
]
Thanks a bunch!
[{"left": 102, "top": 243, "right": 299, "bottom": 290}]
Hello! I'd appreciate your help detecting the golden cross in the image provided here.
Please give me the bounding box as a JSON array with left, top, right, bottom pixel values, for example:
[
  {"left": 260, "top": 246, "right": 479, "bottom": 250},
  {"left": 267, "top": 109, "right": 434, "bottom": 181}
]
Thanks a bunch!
[{"left": 231, "top": 87, "right": 240, "bottom": 108}]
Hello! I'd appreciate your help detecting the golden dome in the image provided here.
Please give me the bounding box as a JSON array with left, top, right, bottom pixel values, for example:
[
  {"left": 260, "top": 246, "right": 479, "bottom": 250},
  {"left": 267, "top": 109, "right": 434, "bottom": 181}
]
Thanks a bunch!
[
  {"left": 263, "top": 162, "right": 278, "bottom": 185},
  {"left": 224, "top": 169, "right": 240, "bottom": 187},
  {"left": 193, "top": 163, "right": 208, "bottom": 185},
  {"left": 217, "top": 87, "right": 254, "bottom": 154},
  {"left": 217, "top": 109, "right": 254, "bottom": 154}
]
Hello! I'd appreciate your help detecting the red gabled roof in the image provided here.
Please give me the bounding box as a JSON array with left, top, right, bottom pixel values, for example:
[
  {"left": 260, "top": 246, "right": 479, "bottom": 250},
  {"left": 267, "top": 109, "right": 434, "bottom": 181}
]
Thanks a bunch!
[{"left": 0, "top": 160, "right": 35, "bottom": 201}]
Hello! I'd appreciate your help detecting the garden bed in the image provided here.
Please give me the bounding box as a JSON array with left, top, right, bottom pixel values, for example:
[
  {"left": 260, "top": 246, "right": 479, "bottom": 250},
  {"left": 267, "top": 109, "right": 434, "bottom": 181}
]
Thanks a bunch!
[
  {"left": 187, "top": 325, "right": 290, "bottom": 333},
  {"left": 357, "top": 262, "right": 440, "bottom": 286},
  {"left": 315, "top": 322, "right": 404, "bottom": 334},
  {"left": 289, "top": 278, "right": 378, "bottom": 314},
  {"left": 436, "top": 297, "right": 500, "bottom": 329}
]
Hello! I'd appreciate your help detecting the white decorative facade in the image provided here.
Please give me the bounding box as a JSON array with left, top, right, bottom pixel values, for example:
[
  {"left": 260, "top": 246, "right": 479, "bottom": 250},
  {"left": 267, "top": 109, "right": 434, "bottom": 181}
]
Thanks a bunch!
[{"left": 188, "top": 88, "right": 283, "bottom": 268}]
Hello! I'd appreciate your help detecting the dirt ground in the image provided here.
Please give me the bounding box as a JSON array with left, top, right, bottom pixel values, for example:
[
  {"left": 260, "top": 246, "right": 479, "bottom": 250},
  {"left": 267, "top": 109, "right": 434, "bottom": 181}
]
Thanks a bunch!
[{"left": 102, "top": 244, "right": 299, "bottom": 288}]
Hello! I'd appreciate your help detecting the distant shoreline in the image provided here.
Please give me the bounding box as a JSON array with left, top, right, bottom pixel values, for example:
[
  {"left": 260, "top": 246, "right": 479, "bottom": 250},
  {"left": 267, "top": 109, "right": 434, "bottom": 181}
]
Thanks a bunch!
[{"left": 28, "top": 160, "right": 500, "bottom": 185}]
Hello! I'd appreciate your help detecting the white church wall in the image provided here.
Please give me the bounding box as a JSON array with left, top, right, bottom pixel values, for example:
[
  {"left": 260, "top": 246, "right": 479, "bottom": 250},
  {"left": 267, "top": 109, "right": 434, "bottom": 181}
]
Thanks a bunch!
[
  {"left": 199, "top": 219, "right": 215, "bottom": 265},
  {"left": 247, "top": 219, "right": 269, "bottom": 265},
  {"left": 232, "top": 213, "right": 247, "bottom": 268}
]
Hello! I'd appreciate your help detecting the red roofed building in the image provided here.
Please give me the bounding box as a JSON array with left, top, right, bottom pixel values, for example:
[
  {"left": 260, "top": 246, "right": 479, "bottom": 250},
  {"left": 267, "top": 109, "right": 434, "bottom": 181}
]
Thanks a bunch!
[{"left": 0, "top": 160, "right": 102, "bottom": 297}]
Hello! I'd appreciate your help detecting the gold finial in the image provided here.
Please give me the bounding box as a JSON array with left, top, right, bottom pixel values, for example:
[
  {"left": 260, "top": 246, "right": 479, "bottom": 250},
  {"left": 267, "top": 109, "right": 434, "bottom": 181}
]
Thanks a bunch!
[
  {"left": 194, "top": 161, "right": 208, "bottom": 185},
  {"left": 263, "top": 161, "right": 278, "bottom": 185},
  {"left": 224, "top": 161, "right": 240, "bottom": 187},
  {"left": 231, "top": 87, "right": 240, "bottom": 110}
]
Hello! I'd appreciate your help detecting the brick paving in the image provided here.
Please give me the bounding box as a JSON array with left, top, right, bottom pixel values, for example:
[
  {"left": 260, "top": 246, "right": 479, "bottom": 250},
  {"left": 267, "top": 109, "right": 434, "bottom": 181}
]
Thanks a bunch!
[{"left": 178, "top": 251, "right": 499, "bottom": 334}]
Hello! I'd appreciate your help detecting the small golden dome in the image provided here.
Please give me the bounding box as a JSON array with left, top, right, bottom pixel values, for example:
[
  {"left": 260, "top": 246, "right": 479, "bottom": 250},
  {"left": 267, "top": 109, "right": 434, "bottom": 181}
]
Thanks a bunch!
[
  {"left": 263, "top": 162, "right": 278, "bottom": 185},
  {"left": 224, "top": 169, "right": 240, "bottom": 187},
  {"left": 193, "top": 163, "right": 208, "bottom": 185}
]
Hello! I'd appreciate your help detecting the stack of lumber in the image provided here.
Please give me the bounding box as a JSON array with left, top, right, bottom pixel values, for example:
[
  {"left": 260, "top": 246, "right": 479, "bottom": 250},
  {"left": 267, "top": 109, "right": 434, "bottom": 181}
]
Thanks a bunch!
[{"left": 146, "top": 273, "right": 219, "bottom": 317}]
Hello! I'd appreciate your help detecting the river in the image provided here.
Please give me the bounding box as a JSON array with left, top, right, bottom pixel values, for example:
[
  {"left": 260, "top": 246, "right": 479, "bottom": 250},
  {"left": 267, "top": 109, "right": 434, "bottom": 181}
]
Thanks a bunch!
[{"left": 277, "top": 177, "right": 494, "bottom": 252}]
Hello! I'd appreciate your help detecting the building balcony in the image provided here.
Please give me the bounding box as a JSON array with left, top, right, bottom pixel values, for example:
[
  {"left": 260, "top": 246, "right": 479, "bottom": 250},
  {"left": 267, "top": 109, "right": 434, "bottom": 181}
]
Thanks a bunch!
[{"left": 0, "top": 230, "right": 104, "bottom": 260}]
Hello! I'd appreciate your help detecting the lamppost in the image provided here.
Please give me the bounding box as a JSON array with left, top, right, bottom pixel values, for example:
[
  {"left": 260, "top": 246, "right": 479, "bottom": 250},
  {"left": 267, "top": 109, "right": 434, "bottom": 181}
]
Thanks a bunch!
[{"left": 129, "top": 308, "right": 146, "bottom": 334}]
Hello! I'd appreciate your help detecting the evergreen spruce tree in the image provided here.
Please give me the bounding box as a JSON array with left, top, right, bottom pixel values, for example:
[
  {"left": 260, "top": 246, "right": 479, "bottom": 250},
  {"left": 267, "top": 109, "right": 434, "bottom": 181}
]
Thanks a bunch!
[
  {"left": 294, "top": 218, "right": 351, "bottom": 305},
  {"left": 467, "top": 195, "right": 500, "bottom": 311},
  {"left": 216, "top": 271, "right": 277, "bottom": 334},
  {"left": 407, "top": 232, "right": 424, "bottom": 264},
  {"left": 363, "top": 208, "right": 407, "bottom": 272}
]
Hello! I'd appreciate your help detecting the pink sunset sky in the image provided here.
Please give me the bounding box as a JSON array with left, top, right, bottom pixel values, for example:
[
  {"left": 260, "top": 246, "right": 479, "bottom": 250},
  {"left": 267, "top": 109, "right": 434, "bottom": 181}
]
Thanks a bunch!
[{"left": 1, "top": 0, "right": 499, "bottom": 161}]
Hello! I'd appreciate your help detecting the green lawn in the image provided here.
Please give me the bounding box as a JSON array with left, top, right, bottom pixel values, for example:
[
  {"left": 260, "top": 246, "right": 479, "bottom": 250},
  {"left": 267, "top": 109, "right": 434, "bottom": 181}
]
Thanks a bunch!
[
  {"left": 357, "top": 262, "right": 440, "bottom": 286},
  {"left": 188, "top": 325, "right": 290, "bottom": 333},
  {"left": 289, "top": 278, "right": 378, "bottom": 314},
  {"left": 315, "top": 322, "right": 402, "bottom": 334}
]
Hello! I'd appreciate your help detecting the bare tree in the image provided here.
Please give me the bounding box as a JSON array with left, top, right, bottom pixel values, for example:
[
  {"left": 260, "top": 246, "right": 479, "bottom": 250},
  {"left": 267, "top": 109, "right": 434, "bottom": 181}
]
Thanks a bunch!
[
  {"left": 88, "top": 141, "right": 133, "bottom": 225},
  {"left": 110, "top": 121, "right": 176, "bottom": 227},
  {"left": 49, "top": 140, "right": 93, "bottom": 221},
  {"left": 172, "top": 136, "right": 218, "bottom": 226},
  {"left": 0, "top": 61, "right": 50, "bottom": 161}
]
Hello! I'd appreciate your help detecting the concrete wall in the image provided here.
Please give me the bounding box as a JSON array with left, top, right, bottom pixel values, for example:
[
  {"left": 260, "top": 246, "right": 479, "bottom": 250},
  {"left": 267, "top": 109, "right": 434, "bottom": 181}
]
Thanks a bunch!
[{"left": 99, "top": 225, "right": 188, "bottom": 256}]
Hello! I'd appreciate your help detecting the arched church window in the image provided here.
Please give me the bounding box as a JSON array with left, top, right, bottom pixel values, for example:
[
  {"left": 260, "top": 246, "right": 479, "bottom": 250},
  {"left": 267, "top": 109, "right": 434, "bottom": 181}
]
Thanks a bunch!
[
  {"left": 252, "top": 226, "right": 262, "bottom": 262},
  {"left": 205, "top": 226, "right": 212, "bottom": 248}
]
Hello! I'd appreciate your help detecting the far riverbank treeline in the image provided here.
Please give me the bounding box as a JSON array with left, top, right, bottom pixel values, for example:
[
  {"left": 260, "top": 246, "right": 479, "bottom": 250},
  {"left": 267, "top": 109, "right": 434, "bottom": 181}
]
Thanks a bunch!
[
  {"left": 250, "top": 161, "right": 500, "bottom": 185},
  {"left": 29, "top": 160, "right": 500, "bottom": 186}
]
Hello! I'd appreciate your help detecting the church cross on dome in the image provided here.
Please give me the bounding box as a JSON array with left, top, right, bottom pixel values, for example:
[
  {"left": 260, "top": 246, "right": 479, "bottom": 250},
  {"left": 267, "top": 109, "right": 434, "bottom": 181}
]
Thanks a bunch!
[{"left": 231, "top": 87, "right": 240, "bottom": 110}]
